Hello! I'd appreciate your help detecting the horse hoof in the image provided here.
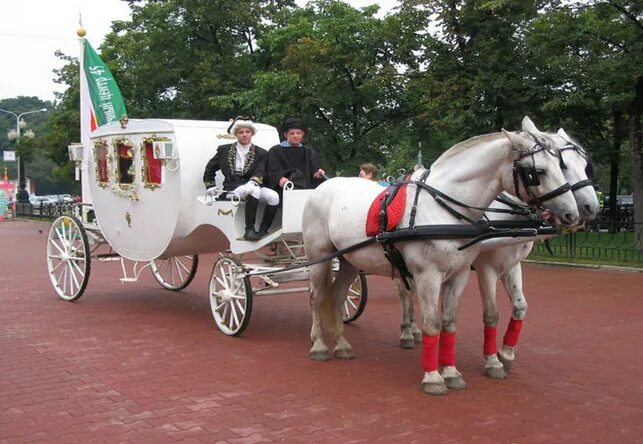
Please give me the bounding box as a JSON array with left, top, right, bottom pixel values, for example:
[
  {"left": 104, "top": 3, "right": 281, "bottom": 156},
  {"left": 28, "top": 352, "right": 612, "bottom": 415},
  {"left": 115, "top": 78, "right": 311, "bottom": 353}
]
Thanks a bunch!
[
  {"left": 412, "top": 334, "right": 422, "bottom": 344},
  {"left": 497, "top": 353, "right": 513, "bottom": 371},
  {"left": 444, "top": 376, "right": 467, "bottom": 390},
  {"left": 484, "top": 366, "right": 507, "bottom": 380},
  {"left": 400, "top": 338, "right": 416, "bottom": 349},
  {"left": 310, "top": 350, "right": 331, "bottom": 361},
  {"left": 422, "top": 382, "right": 448, "bottom": 396},
  {"left": 334, "top": 348, "right": 356, "bottom": 360}
]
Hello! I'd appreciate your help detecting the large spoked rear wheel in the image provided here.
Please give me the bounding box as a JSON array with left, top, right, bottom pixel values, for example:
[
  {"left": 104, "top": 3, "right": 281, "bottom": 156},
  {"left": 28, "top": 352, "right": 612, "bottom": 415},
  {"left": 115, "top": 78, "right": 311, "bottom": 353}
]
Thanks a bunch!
[
  {"left": 342, "top": 272, "right": 368, "bottom": 323},
  {"left": 151, "top": 255, "right": 199, "bottom": 291},
  {"left": 209, "top": 256, "right": 252, "bottom": 336},
  {"left": 46, "top": 215, "right": 91, "bottom": 301}
]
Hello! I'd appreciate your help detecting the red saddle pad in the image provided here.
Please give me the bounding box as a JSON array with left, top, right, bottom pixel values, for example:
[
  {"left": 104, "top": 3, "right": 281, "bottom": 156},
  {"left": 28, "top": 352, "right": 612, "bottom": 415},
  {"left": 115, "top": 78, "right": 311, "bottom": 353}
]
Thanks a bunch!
[{"left": 365, "top": 184, "right": 408, "bottom": 236}]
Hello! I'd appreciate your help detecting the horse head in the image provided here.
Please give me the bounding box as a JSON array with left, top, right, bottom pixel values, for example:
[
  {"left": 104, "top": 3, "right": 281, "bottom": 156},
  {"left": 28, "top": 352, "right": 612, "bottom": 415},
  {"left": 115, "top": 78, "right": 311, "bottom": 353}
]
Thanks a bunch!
[
  {"left": 501, "top": 128, "right": 579, "bottom": 227},
  {"left": 521, "top": 117, "right": 600, "bottom": 221}
]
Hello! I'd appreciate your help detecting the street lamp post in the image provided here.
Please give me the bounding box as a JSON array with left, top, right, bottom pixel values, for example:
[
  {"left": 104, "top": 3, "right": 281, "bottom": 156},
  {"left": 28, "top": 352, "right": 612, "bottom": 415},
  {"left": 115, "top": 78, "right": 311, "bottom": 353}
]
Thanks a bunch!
[{"left": 0, "top": 107, "right": 47, "bottom": 203}]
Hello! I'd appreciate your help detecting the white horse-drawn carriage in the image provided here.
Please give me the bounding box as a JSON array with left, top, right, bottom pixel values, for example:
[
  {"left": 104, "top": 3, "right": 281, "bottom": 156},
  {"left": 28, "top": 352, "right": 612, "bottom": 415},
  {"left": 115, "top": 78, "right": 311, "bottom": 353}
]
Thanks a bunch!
[{"left": 47, "top": 119, "right": 367, "bottom": 335}]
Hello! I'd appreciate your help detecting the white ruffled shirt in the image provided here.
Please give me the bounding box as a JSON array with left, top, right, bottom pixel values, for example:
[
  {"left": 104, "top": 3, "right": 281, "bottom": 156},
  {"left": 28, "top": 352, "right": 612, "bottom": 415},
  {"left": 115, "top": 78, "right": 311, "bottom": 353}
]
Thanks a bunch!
[{"left": 235, "top": 142, "right": 251, "bottom": 171}]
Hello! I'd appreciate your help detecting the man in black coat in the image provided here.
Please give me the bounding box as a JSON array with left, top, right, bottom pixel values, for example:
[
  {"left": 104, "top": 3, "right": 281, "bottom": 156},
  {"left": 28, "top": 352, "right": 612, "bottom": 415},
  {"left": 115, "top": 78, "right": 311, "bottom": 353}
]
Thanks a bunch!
[
  {"left": 203, "top": 118, "right": 279, "bottom": 241},
  {"left": 258, "top": 117, "right": 325, "bottom": 236}
]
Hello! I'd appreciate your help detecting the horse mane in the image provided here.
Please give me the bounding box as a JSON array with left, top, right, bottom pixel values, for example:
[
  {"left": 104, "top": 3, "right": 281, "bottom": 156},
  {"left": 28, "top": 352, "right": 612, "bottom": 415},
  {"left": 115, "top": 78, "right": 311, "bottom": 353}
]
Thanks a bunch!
[{"left": 434, "top": 132, "right": 505, "bottom": 164}]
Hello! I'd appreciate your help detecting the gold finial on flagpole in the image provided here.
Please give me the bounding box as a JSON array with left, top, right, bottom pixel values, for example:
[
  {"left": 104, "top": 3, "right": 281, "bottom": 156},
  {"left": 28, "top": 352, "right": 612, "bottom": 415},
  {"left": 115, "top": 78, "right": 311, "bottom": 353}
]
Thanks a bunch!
[{"left": 77, "top": 10, "right": 86, "bottom": 37}]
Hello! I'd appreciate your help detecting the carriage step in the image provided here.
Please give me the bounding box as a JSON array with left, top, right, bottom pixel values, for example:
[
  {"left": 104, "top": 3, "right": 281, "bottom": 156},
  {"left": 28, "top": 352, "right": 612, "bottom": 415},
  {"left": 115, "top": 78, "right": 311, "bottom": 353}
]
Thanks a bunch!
[{"left": 120, "top": 277, "right": 138, "bottom": 282}]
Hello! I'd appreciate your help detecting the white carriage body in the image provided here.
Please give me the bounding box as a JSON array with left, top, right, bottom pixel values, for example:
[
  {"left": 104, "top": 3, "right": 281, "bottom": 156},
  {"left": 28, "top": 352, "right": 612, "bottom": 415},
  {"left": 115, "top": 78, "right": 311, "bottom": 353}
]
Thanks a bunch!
[{"left": 88, "top": 119, "right": 283, "bottom": 261}]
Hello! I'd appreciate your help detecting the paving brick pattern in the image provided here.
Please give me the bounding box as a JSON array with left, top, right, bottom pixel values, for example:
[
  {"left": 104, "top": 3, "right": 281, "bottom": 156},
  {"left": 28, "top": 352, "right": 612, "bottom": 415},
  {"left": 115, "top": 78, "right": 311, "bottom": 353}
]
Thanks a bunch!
[{"left": 1, "top": 220, "right": 642, "bottom": 443}]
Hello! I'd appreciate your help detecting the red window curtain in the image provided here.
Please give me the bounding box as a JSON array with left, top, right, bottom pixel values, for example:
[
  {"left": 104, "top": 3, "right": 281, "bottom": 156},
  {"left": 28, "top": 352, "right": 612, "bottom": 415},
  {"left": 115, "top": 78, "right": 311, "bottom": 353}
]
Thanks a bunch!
[
  {"left": 145, "top": 142, "right": 162, "bottom": 184},
  {"left": 97, "top": 145, "right": 108, "bottom": 182}
]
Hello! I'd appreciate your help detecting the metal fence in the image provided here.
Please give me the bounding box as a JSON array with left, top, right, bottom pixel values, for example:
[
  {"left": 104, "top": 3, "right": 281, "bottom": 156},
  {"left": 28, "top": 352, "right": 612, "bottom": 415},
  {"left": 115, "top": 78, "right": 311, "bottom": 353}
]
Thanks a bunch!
[
  {"left": 531, "top": 217, "right": 642, "bottom": 264},
  {"left": 15, "top": 202, "right": 81, "bottom": 220},
  {"left": 14, "top": 201, "right": 642, "bottom": 264}
]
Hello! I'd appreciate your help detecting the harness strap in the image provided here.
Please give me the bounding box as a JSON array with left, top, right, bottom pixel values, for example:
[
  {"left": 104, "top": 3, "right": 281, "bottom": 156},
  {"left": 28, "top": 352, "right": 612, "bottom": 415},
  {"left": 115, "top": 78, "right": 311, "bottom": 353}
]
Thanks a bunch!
[
  {"left": 409, "top": 169, "right": 430, "bottom": 228},
  {"left": 570, "top": 179, "right": 593, "bottom": 192}
]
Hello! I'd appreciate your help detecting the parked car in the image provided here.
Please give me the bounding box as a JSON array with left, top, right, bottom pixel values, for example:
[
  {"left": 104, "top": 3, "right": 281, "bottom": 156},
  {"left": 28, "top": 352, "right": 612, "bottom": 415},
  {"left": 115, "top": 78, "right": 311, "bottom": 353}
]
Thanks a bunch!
[{"left": 29, "top": 195, "right": 57, "bottom": 206}]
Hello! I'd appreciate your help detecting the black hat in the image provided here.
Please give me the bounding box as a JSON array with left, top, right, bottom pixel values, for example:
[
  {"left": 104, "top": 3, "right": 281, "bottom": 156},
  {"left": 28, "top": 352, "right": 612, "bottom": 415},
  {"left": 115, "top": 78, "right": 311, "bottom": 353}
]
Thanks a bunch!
[{"left": 280, "top": 117, "right": 306, "bottom": 134}]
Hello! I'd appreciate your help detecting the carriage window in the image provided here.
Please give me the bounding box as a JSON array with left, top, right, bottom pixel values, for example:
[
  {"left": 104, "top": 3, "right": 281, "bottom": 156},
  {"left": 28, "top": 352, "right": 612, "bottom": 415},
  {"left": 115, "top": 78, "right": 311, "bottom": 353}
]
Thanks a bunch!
[
  {"left": 94, "top": 142, "right": 109, "bottom": 183},
  {"left": 143, "top": 141, "right": 162, "bottom": 185},
  {"left": 116, "top": 143, "right": 134, "bottom": 184}
]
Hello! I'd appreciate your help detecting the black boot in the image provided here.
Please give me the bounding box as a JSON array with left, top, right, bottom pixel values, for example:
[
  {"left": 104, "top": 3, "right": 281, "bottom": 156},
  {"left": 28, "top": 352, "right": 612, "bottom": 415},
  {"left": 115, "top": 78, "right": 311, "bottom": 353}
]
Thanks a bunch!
[
  {"left": 258, "top": 204, "right": 278, "bottom": 237},
  {"left": 243, "top": 196, "right": 260, "bottom": 241},
  {"left": 244, "top": 227, "right": 260, "bottom": 241}
]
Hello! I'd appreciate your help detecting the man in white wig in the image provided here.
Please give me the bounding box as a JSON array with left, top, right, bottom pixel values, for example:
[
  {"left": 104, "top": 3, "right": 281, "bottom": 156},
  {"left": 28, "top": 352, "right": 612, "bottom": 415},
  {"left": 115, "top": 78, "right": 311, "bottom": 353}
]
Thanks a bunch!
[{"left": 203, "top": 117, "right": 279, "bottom": 241}]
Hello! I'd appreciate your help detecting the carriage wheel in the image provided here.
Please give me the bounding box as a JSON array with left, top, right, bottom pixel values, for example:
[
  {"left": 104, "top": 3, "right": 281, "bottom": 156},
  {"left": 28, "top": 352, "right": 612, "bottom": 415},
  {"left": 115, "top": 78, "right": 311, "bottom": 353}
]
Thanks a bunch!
[
  {"left": 209, "top": 256, "right": 252, "bottom": 336},
  {"left": 46, "top": 215, "right": 91, "bottom": 301},
  {"left": 151, "top": 255, "right": 199, "bottom": 291},
  {"left": 342, "top": 272, "right": 368, "bottom": 323}
]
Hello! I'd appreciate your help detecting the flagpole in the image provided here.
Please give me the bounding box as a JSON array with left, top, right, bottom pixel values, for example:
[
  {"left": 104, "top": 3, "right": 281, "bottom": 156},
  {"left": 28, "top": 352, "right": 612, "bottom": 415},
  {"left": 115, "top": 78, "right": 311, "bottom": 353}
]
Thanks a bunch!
[{"left": 77, "top": 22, "right": 93, "bottom": 210}]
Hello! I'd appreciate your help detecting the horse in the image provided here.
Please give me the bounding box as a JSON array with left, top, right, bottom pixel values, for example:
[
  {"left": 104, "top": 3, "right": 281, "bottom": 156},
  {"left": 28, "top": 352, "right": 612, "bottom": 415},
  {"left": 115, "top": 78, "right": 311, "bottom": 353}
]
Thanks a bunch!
[
  {"left": 302, "top": 126, "right": 579, "bottom": 395},
  {"left": 396, "top": 118, "right": 599, "bottom": 381}
]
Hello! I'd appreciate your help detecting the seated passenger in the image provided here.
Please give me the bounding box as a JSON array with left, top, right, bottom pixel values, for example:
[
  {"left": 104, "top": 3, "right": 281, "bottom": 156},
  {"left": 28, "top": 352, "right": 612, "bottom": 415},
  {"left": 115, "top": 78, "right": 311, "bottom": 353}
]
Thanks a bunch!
[
  {"left": 258, "top": 117, "right": 325, "bottom": 236},
  {"left": 202, "top": 117, "right": 279, "bottom": 241}
]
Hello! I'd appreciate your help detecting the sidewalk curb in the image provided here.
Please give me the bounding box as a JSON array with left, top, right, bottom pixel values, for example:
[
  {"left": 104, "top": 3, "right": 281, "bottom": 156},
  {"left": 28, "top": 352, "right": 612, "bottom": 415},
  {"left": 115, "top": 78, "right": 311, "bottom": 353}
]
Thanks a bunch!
[{"left": 525, "top": 259, "right": 643, "bottom": 273}]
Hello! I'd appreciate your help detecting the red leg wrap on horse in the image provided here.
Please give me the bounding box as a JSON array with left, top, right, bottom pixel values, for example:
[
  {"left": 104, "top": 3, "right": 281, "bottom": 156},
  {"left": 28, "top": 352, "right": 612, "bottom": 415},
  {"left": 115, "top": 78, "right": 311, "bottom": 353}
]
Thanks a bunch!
[
  {"left": 439, "top": 331, "right": 456, "bottom": 367},
  {"left": 422, "top": 334, "right": 439, "bottom": 372},
  {"left": 503, "top": 319, "right": 523, "bottom": 347},
  {"left": 483, "top": 326, "right": 497, "bottom": 355}
]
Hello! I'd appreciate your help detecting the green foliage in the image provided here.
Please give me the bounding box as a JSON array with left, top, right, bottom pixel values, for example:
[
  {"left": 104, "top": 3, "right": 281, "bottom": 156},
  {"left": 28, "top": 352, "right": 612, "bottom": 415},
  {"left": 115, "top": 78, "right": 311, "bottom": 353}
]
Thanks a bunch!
[{"left": 14, "top": 0, "right": 641, "bottom": 201}]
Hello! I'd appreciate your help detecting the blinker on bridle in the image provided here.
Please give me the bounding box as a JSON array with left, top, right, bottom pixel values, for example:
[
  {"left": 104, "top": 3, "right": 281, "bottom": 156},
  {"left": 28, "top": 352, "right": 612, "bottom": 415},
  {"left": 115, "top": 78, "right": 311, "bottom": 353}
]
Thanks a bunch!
[{"left": 511, "top": 134, "right": 571, "bottom": 207}]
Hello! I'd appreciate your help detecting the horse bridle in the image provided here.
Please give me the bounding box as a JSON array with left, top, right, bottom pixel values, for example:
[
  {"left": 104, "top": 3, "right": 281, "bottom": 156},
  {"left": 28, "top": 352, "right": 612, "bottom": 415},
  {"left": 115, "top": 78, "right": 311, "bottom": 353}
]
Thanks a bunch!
[
  {"left": 558, "top": 141, "right": 594, "bottom": 192},
  {"left": 512, "top": 134, "right": 572, "bottom": 208}
]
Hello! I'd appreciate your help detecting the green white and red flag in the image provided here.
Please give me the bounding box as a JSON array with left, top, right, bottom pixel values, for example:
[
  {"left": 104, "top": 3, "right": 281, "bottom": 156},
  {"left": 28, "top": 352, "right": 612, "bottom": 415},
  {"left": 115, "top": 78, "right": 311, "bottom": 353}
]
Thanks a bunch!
[{"left": 79, "top": 38, "right": 128, "bottom": 203}]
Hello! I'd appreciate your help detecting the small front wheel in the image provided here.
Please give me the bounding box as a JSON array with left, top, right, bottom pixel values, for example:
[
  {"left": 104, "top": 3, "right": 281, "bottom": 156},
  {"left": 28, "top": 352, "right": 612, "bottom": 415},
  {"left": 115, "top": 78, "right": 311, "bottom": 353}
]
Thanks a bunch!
[
  {"left": 209, "top": 256, "right": 252, "bottom": 336},
  {"left": 46, "top": 215, "right": 91, "bottom": 301},
  {"left": 151, "top": 255, "right": 199, "bottom": 291}
]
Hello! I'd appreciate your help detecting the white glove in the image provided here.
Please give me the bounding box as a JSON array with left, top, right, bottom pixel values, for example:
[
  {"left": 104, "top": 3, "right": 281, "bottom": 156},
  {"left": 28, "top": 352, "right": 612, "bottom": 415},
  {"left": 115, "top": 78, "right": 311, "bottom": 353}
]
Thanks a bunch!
[{"left": 205, "top": 187, "right": 219, "bottom": 197}]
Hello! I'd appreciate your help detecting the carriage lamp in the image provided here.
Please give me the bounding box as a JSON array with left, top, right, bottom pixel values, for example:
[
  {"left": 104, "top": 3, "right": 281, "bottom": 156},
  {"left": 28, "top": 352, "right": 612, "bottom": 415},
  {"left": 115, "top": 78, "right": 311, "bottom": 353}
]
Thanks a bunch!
[
  {"left": 68, "top": 143, "right": 84, "bottom": 181},
  {"left": 152, "top": 141, "right": 179, "bottom": 171},
  {"left": 152, "top": 141, "right": 177, "bottom": 161}
]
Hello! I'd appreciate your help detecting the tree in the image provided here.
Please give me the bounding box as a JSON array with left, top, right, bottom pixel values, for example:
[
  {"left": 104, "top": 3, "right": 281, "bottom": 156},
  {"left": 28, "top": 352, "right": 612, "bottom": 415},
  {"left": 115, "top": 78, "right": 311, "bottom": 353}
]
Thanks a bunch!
[{"left": 528, "top": 1, "right": 642, "bottom": 244}]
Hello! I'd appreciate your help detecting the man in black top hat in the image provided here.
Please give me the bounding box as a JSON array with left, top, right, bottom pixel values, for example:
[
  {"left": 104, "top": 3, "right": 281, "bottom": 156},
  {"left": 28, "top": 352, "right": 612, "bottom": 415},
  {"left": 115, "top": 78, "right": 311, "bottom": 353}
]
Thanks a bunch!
[{"left": 258, "top": 117, "right": 325, "bottom": 236}]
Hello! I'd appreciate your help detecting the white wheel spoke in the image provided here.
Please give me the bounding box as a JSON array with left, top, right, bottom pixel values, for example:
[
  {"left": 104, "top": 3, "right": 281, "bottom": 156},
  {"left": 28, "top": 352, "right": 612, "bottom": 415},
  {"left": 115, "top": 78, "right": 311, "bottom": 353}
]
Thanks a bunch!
[
  {"left": 176, "top": 258, "right": 191, "bottom": 276},
  {"left": 222, "top": 303, "right": 229, "bottom": 323},
  {"left": 49, "top": 238, "right": 65, "bottom": 255},
  {"left": 49, "top": 259, "right": 64, "bottom": 273},
  {"left": 348, "top": 286, "right": 360, "bottom": 296},
  {"left": 68, "top": 256, "right": 86, "bottom": 262},
  {"left": 344, "top": 300, "right": 350, "bottom": 314},
  {"left": 219, "top": 267, "right": 229, "bottom": 289},
  {"left": 71, "top": 260, "right": 86, "bottom": 278},
  {"left": 215, "top": 276, "right": 227, "bottom": 289},
  {"left": 68, "top": 263, "right": 80, "bottom": 292},
  {"left": 347, "top": 297, "right": 358, "bottom": 310},
  {"left": 215, "top": 301, "right": 226, "bottom": 311},
  {"left": 61, "top": 266, "right": 68, "bottom": 294},
  {"left": 173, "top": 258, "right": 185, "bottom": 283},
  {"left": 230, "top": 302, "right": 240, "bottom": 329},
  {"left": 234, "top": 299, "right": 246, "bottom": 316}
]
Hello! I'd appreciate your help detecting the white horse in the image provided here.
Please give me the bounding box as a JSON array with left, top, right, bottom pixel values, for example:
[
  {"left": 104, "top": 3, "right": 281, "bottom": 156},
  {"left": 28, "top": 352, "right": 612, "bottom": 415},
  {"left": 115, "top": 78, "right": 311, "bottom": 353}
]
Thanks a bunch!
[
  {"left": 396, "top": 118, "right": 600, "bottom": 381},
  {"left": 302, "top": 128, "right": 579, "bottom": 395}
]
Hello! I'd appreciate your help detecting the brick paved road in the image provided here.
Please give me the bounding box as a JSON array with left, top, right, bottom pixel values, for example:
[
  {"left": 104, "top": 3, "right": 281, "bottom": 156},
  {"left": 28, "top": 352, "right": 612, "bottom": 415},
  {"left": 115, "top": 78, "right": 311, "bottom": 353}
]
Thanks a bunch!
[{"left": 1, "top": 220, "right": 642, "bottom": 443}]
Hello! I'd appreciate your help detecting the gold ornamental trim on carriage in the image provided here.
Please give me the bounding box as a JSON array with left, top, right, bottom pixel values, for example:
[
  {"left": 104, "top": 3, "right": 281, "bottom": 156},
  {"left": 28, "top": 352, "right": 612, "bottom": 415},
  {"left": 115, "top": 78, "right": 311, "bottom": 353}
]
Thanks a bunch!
[
  {"left": 141, "top": 134, "right": 170, "bottom": 191},
  {"left": 93, "top": 139, "right": 110, "bottom": 189}
]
